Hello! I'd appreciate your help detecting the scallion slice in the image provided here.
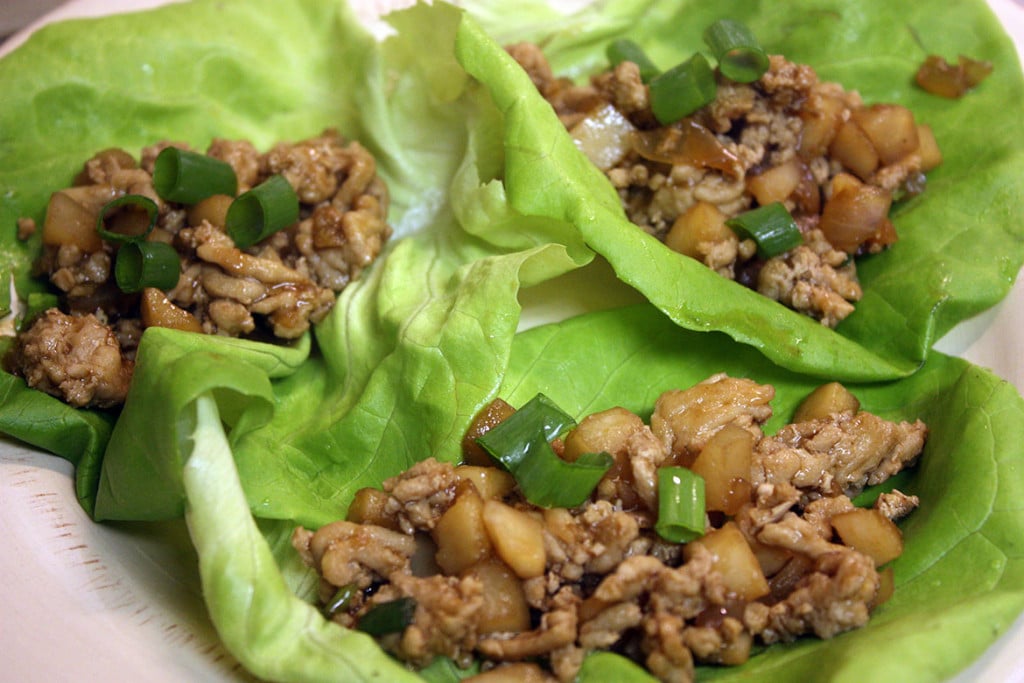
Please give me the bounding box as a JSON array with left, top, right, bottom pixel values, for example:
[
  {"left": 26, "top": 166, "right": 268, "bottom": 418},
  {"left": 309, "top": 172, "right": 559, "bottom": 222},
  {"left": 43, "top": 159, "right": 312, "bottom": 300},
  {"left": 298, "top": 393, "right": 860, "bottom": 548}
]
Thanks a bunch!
[
  {"left": 225, "top": 174, "right": 300, "bottom": 248},
  {"left": 649, "top": 53, "right": 717, "bottom": 125},
  {"left": 725, "top": 202, "right": 803, "bottom": 258},
  {"left": 655, "top": 466, "right": 705, "bottom": 543},
  {"left": 152, "top": 147, "right": 237, "bottom": 204},
  {"left": 96, "top": 194, "right": 158, "bottom": 244},
  {"left": 356, "top": 597, "right": 416, "bottom": 636},
  {"left": 114, "top": 241, "right": 180, "bottom": 293},
  {"left": 323, "top": 583, "right": 357, "bottom": 618},
  {"left": 606, "top": 39, "right": 661, "bottom": 83},
  {"left": 703, "top": 19, "right": 770, "bottom": 84},
  {"left": 475, "top": 394, "right": 613, "bottom": 509}
]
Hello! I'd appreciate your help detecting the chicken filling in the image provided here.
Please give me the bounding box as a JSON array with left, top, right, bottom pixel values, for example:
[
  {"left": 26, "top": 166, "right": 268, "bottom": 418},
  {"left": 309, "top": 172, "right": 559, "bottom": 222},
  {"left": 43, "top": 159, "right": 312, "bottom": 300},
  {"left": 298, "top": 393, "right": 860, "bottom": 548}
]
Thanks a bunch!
[{"left": 294, "top": 374, "right": 926, "bottom": 683}]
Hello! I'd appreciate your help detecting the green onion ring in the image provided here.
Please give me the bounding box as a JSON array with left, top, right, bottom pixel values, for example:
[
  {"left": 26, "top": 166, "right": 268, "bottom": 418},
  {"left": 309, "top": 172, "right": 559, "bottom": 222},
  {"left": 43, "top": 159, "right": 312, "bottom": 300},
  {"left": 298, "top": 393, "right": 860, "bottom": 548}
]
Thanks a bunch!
[
  {"left": 655, "top": 466, "right": 706, "bottom": 543},
  {"left": 324, "top": 583, "right": 358, "bottom": 618},
  {"left": 606, "top": 38, "right": 661, "bottom": 83},
  {"left": 649, "top": 53, "right": 717, "bottom": 125},
  {"left": 356, "top": 597, "right": 417, "bottom": 636},
  {"left": 113, "top": 240, "right": 180, "bottom": 293},
  {"left": 725, "top": 202, "right": 803, "bottom": 258},
  {"left": 703, "top": 19, "right": 770, "bottom": 83},
  {"left": 152, "top": 147, "right": 237, "bottom": 204},
  {"left": 96, "top": 194, "right": 159, "bottom": 244},
  {"left": 475, "top": 394, "right": 613, "bottom": 508},
  {"left": 225, "top": 174, "right": 300, "bottom": 248}
]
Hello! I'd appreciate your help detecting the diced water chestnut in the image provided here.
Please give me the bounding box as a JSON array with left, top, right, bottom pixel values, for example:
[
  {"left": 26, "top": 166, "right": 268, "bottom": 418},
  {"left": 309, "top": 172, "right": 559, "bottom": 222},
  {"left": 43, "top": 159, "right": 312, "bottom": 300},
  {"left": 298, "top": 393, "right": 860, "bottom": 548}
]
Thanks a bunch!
[
  {"left": 831, "top": 508, "right": 904, "bottom": 566},
  {"left": 482, "top": 499, "right": 546, "bottom": 578},
  {"left": 689, "top": 424, "right": 754, "bottom": 515},
  {"left": 462, "top": 557, "right": 532, "bottom": 634},
  {"left": 685, "top": 521, "right": 769, "bottom": 601},
  {"left": 793, "top": 382, "right": 860, "bottom": 422},
  {"left": 664, "top": 201, "right": 734, "bottom": 260},
  {"left": 434, "top": 481, "right": 492, "bottom": 575}
]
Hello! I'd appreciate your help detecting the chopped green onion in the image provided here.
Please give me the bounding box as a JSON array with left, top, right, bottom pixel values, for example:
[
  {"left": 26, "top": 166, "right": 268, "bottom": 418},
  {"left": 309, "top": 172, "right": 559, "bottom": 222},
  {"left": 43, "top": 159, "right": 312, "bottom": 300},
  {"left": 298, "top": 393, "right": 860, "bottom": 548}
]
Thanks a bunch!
[
  {"left": 649, "top": 53, "right": 717, "bottom": 125},
  {"left": 703, "top": 19, "right": 770, "bottom": 83},
  {"left": 152, "top": 147, "right": 237, "bottom": 204},
  {"left": 114, "top": 241, "right": 180, "bottom": 293},
  {"left": 725, "top": 202, "right": 803, "bottom": 258},
  {"left": 225, "top": 174, "right": 300, "bottom": 248},
  {"left": 357, "top": 597, "right": 416, "bottom": 636},
  {"left": 323, "top": 583, "right": 358, "bottom": 618},
  {"left": 655, "top": 466, "right": 706, "bottom": 543},
  {"left": 606, "top": 39, "right": 661, "bottom": 82},
  {"left": 96, "top": 194, "right": 158, "bottom": 244},
  {"left": 475, "top": 394, "right": 613, "bottom": 508}
]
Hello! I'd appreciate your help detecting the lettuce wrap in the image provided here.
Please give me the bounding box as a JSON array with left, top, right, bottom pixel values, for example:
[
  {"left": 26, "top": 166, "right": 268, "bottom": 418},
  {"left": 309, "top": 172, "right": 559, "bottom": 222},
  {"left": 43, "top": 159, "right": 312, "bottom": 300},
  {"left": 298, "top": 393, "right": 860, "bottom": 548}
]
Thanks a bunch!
[
  {"left": 0, "top": 0, "right": 1022, "bottom": 681},
  {"left": 455, "top": 0, "right": 1024, "bottom": 381}
]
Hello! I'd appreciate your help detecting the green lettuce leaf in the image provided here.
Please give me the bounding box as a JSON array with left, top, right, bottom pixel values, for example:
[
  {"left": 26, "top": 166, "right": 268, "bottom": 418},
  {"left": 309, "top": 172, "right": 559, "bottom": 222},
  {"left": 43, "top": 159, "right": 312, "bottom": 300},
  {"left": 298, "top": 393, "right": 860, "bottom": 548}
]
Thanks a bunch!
[{"left": 456, "top": 0, "right": 1024, "bottom": 381}]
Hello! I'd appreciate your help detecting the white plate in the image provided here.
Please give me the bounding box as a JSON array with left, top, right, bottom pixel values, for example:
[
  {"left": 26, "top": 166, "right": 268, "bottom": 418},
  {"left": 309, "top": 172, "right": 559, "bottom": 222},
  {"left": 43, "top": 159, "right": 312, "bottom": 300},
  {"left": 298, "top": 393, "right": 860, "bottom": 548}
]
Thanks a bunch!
[{"left": 1, "top": 2, "right": 1023, "bottom": 682}]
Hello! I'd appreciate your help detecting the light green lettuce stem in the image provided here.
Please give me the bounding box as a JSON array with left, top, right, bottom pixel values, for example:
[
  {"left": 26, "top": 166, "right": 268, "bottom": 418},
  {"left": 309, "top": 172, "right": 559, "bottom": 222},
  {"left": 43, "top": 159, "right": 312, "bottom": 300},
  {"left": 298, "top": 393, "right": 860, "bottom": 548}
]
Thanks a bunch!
[{"left": 182, "top": 393, "right": 421, "bottom": 683}]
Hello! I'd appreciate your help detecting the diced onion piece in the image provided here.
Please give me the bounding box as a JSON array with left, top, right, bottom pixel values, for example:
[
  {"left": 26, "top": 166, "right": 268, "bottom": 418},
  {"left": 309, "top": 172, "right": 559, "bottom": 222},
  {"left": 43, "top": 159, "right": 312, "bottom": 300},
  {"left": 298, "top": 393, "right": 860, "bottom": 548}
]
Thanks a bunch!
[
  {"left": 852, "top": 104, "right": 920, "bottom": 166},
  {"left": 665, "top": 201, "right": 734, "bottom": 260},
  {"left": 225, "top": 174, "right": 300, "bottom": 248},
  {"left": 684, "top": 521, "right": 769, "bottom": 601},
  {"left": 746, "top": 158, "right": 803, "bottom": 207},
  {"left": 829, "top": 119, "right": 879, "bottom": 180},
  {"left": 633, "top": 119, "right": 741, "bottom": 177},
  {"left": 915, "top": 54, "right": 993, "bottom": 98},
  {"left": 725, "top": 202, "right": 803, "bottom": 258},
  {"left": 831, "top": 508, "right": 904, "bottom": 566},
  {"left": 140, "top": 287, "right": 202, "bottom": 333},
  {"left": 153, "top": 147, "right": 237, "bottom": 204},
  {"left": 570, "top": 103, "right": 638, "bottom": 171},
  {"left": 606, "top": 38, "right": 660, "bottom": 82},
  {"left": 649, "top": 53, "right": 717, "bottom": 125},
  {"left": 702, "top": 19, "right": 770, "bottom": 84},
  {"left": 819, "top": 182, "right": 892, "bottom": 254},
  {"left": 654, "top": 466, "right": 705, "bottom": 543}
]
